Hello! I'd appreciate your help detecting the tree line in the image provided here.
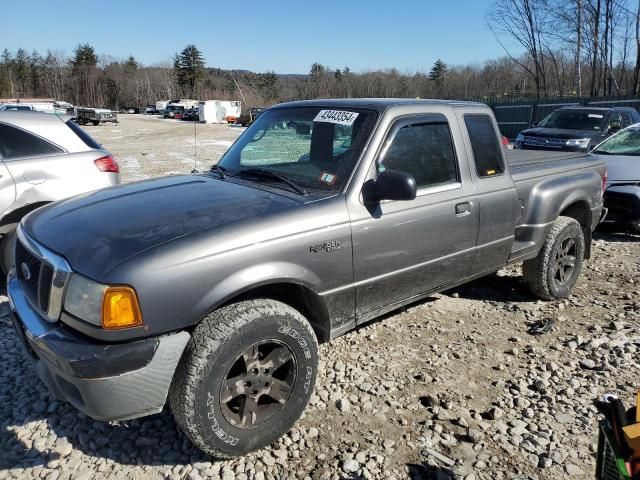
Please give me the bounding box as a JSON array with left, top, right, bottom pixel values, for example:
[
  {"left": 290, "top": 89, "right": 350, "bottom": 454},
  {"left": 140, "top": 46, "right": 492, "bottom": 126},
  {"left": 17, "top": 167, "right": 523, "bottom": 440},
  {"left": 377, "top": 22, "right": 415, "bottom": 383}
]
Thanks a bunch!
[
  {"left": 1, "top": 1, "right": 639, "bottom": 108},
  {"left": 488, "top": 0, "right": 640, "bottom": 98}
]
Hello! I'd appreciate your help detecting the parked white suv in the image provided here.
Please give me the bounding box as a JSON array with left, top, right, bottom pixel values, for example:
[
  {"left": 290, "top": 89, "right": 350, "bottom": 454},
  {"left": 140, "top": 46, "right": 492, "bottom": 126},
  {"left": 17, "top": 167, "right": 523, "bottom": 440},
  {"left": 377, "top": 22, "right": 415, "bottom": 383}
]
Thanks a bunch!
[{"left": 0, "top": 111, "right": 119, "bottom": 271}]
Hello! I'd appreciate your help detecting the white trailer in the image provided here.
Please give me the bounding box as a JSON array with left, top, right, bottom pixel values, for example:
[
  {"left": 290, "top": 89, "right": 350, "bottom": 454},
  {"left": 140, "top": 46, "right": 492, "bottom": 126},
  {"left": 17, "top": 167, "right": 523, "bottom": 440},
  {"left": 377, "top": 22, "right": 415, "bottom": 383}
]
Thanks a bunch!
[
  {"left": 156, "top": 100, "right": 170, "bottom": 114},
  {"left": 198, "top": 100, "right": 241, "bottom": 124}
]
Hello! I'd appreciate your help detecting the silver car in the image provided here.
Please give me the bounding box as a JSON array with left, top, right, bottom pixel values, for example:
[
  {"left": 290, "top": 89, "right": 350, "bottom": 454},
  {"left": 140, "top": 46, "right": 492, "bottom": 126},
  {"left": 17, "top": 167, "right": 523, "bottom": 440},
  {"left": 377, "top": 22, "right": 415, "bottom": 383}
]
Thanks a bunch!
[
  {"left": 591, "top": 123, "right": 640, "bottom": 233},
  {"left": 0, "top": 111, "right": 119, "bottom": 271}
]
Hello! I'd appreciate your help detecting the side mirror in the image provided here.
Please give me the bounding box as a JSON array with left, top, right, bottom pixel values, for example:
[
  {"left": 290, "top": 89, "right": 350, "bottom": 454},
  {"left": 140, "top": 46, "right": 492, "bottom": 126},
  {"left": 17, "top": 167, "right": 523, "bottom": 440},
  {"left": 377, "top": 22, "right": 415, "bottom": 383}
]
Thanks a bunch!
[
  {"left": 531, "top": 121, "right": 539, "bottom": 127},
  {"left": 366, "top": 169, "right": 417, "bottom": 203},
  {"left": 608, "top": 120, "right": 621, "bottom": 133}
]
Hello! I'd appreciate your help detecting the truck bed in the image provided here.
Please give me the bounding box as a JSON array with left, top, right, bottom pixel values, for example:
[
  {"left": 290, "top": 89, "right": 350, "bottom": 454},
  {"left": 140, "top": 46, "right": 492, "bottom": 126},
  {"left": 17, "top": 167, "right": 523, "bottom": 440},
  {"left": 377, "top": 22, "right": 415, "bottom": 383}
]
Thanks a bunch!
[
  {"left": 506, "top": 149, "right": 597, "bottom": 183},
  {"left": 505, "top": 148, "right": 607, "bottom": 262}
]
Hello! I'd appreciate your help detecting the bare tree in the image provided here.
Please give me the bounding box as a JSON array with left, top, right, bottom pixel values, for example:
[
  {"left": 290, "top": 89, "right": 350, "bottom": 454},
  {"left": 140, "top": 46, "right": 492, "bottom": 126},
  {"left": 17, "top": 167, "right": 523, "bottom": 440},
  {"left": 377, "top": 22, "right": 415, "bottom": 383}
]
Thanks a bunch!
[
  {"left": 633, "top": 0, "right": 640, "bottom": 93},
  {"left": 488, "top": 0, "right": 550, "bottom": 98}
]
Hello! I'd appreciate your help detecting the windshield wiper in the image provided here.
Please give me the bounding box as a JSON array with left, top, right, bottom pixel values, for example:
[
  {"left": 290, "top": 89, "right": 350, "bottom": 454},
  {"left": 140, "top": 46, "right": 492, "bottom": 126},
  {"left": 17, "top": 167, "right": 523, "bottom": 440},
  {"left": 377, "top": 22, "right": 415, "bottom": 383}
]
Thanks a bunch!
[
  {"left": 209, "top": 164, "right": 227, "bottom": 180},
  {"left": 237, "top": 167, "right": 308, "bottom": 195}
]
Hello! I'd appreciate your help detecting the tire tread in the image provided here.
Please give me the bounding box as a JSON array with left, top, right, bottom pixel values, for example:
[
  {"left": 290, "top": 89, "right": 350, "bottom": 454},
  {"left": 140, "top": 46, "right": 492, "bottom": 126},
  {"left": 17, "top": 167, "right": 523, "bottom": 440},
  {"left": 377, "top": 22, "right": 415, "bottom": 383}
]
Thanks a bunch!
[
  {"left": 169, "top": 298, "right": 317, "bottom": 458},
  {"left": 523, "top": 216, "right": 583, "bottom": 300}
]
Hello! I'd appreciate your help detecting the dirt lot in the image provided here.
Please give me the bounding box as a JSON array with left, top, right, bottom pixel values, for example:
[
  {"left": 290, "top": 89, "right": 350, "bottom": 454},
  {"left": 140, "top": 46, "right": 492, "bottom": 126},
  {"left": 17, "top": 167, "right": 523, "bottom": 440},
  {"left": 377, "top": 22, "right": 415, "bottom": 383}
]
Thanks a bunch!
[
  {"left": 85, "top": 114, "right": 245, "bottom": 180},
  {"left": 0, "top": 114, "right": 638, "bottom": 480}
]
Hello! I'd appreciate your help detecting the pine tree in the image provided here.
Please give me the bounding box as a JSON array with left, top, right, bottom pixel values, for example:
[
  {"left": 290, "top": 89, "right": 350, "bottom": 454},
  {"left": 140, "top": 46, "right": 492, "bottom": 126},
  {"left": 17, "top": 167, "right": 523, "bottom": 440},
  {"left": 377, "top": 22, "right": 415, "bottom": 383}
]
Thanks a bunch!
[
  {"left": 124, "top": 55, "right": 138, "bottom": 72},
  {"left": 71, "top": 44, "right": 97, "bottom": 70},
  {"left": 30, "top": 49, "right": 43, "bottom": 96},
  {"left": 0, "top": 49, "right": 15, "bottom": 97},
  {"left": 14, "top": 48, "right": 30, "bottom": 96},
  {"left": 428, "top": 59, "right": 448, "bottom": 88},
  {"left": 174, "top": 44, "right": 205, "bottom": 97},
  {"left": 71, "top": 44, "right": 98, "bottom": 105},
  {"left": 257, "top": 71, "right": 279, "bottom": 101}
]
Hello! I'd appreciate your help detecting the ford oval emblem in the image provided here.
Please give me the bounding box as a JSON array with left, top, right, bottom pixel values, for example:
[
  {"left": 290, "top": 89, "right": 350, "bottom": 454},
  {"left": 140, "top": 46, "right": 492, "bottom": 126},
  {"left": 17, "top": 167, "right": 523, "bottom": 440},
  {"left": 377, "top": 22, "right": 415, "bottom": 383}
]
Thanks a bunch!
[{"left": 20, "top": 262, "right": 32, "bottom": 281}]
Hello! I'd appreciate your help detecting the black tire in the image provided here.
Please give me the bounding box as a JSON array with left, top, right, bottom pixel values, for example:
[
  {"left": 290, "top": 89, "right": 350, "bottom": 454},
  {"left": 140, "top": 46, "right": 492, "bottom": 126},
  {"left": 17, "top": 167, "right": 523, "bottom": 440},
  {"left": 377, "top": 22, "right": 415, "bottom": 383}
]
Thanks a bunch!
[
  {"left": 523, "top": 216, "right": 585, "bottom": 300},
  {"left": 0, "top": 228, "right": 16, "bottom": 275},
  {"left": 92, "top": 120, "right": 100, "bottom": 126},
  {"left": 170, "top": 299, "right": 319, "bottom": 458}
]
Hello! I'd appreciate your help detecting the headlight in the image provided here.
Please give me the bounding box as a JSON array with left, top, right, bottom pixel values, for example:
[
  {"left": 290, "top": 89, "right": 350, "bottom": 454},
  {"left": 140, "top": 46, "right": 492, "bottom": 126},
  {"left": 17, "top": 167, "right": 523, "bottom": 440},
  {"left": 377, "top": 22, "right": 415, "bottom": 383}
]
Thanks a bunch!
[
  {"left": 64, "top": 274, "right": 106, "bottom": 326},
  {"left": 516, "top": 133, "right": 525, "bottom": 143},
  {"left": 64, "top": 274, "right": 142, "bottom": 329},
  {"left": 565, "top": 138, "right": 591, "bottom": 149}
]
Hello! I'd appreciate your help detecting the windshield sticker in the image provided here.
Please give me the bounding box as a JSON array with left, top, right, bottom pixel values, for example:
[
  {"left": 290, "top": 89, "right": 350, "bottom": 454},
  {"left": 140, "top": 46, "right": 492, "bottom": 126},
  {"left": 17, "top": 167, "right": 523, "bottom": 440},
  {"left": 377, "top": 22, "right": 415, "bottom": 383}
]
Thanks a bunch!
[
  {"left": 314, "top": 110, "right": 359, "bottom": 126},
  {"left": 588, "top": 114, "right": 604, "bottom": 118},
  {"left": 319, "top": 172, "right": 337, "bottom": 185}
]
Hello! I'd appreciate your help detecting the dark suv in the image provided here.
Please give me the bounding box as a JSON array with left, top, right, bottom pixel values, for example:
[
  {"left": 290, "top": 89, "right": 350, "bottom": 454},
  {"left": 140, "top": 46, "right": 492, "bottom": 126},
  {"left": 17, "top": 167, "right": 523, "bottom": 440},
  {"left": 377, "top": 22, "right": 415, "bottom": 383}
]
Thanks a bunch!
[{"left": 515, "top": 106, "right": 640, "bottom": 152}]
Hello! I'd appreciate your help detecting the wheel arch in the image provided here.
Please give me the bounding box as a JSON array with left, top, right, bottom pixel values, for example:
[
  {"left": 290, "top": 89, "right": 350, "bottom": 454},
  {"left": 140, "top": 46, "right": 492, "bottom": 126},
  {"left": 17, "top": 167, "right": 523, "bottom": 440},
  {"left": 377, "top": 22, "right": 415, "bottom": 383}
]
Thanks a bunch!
[
  {"left": 0, "top": 201, "right": 51, "bottom": 232},
  {"left": 559, "top": 200, "right": 592, "bottom": 258},
  {"left": 199, "top": 277, "right": 331, "bottom": 344}
]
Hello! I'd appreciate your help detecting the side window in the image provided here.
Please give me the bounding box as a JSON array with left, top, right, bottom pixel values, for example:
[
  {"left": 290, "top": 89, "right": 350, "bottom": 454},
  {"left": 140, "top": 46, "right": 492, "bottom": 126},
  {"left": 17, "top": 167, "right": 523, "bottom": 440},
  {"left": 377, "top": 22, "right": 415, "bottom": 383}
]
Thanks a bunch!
[
  {"left": 0, "top": 123, "right": 63, "bottom": 160},
  {"left": 464, "top": 114, "right": 505, "bottom": 177},
  {"left": 380, "top": 122, "right": 459, "bottom": 189},
  {"left": 620, "top": 112, "right": 632, "bottom": 127}
]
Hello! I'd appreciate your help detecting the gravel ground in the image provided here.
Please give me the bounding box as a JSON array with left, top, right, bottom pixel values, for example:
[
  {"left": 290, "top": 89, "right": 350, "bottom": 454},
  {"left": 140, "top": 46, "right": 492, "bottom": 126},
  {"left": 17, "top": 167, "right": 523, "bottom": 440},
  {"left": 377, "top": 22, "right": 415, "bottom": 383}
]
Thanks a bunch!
[{"left": 0, "top": 115, "right": 638, "bottom": 479}]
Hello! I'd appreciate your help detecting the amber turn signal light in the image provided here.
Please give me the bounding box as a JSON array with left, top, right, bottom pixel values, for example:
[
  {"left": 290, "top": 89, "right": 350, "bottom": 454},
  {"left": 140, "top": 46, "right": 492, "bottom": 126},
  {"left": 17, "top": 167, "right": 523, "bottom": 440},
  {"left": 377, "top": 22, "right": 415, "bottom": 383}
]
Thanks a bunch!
[{"left": 102, "top": 286, "right": 143, "bottom": 329}]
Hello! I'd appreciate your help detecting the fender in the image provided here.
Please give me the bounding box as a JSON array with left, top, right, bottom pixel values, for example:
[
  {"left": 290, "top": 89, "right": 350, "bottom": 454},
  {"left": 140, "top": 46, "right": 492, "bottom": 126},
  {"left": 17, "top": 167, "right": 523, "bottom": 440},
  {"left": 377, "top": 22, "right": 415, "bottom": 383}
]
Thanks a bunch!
[
  {"left": 512, "top": 169, "right": 602, "bottom": 261},
  {"left": 196, "top": 261, "right": 324, "bottom": 319}
]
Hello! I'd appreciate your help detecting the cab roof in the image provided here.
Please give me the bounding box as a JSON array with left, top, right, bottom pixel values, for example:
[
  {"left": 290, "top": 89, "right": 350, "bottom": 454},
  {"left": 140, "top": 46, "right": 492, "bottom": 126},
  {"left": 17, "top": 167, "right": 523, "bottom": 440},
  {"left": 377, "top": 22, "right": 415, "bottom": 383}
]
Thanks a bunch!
[{"left": 271, "top": 98, "right": 485, "bottom": 113}]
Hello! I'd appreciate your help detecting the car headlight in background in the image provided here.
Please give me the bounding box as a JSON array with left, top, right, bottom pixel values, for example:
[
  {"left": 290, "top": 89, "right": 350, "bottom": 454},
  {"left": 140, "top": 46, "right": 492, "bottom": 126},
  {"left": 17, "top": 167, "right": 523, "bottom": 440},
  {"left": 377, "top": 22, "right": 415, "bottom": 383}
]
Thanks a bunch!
[
  {"left": 64, "top": 274, "right": 142, "bottom": 329},
  {"left": 516, "top": 133, "right": 525, "bottom": 144},
  {"left": 565, "top": 138, "right": 591, "bottom": 149}
]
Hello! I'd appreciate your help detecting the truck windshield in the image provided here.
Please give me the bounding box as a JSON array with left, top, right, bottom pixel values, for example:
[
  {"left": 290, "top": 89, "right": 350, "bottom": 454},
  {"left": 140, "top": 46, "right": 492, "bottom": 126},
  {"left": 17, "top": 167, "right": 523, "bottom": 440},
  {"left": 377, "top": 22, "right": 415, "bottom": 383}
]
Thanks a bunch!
[
  {"left": 538, "top": 110, "right": 607, "bottom": 131},
  {"left": 218, "top": 107, "right": 378, "bottom": 192},
  {"left": 593, "top": 126, "right": 640, "bottom": 156}
]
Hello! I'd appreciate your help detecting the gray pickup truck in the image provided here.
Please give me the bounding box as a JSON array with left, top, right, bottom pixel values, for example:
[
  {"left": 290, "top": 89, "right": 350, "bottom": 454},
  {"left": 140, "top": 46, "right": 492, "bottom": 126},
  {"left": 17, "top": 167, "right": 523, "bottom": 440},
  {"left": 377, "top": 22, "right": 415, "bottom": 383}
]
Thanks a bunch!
[{"left": 8, "top": 99, "right": 607, "bottom": 458}]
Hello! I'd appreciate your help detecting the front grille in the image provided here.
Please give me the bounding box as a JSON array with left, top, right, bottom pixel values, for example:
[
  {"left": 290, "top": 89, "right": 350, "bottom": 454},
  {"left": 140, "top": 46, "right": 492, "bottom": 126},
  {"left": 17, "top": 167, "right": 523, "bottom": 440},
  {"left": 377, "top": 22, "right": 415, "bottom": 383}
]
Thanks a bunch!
[
  {"left": 523, "top": 136, "right": 567, "bottom": 149},
  {"left": 15, "top": 239, "right": 45, "bottom": 308},
  {"left": 14, "top": 227, "right": 71, "bottom": 322}
]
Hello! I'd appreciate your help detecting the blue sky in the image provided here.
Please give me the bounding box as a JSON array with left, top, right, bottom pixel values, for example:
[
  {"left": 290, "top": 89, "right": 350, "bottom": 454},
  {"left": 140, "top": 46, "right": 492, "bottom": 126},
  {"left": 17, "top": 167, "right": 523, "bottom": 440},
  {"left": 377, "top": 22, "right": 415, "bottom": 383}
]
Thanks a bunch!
[{"left": 1, "top": 0, "right": 513, "bottom": 74}]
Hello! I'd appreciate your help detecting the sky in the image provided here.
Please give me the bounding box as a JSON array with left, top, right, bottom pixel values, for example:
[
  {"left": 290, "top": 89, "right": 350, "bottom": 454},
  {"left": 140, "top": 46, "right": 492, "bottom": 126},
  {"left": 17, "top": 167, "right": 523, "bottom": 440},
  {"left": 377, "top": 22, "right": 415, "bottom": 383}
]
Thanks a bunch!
[{"left": 1, "top": 0, "right": 515, "bottom": 74}]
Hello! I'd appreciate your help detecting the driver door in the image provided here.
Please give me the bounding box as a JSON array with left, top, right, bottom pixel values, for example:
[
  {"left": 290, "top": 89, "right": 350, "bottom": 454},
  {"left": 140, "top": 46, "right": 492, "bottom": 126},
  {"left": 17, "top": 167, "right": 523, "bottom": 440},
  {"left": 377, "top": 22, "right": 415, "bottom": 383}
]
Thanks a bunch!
[{"left": 349, "top": 113, "right": 479, "bottom": 320}]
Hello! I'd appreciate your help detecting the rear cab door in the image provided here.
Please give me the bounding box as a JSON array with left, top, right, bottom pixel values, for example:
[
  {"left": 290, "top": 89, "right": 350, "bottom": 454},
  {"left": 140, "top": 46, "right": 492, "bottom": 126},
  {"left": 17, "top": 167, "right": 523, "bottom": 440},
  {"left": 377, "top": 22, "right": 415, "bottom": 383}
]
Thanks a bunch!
[
  {"left": 0, "top": 121, "right": 67, "bottom": 198},
  {"left": 452, "top": 106, "right": 519, "bottom": 276},
  {"left": 347, "top": 104, "right": 480, "bottom": 321}
]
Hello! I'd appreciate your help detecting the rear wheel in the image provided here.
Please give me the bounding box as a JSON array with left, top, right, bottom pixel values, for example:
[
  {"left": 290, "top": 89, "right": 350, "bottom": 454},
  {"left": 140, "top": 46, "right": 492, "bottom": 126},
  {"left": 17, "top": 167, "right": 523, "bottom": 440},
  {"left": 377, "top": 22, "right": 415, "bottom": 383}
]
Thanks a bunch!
[
  {"left": 170, "top": 299, "right": 318, "bottom": 458},
  {"left": 91, "top": 120, "right": 100, "bottom": 126},
  {"left": 523, "top": 216, "right": 585, "bottom": 300}
]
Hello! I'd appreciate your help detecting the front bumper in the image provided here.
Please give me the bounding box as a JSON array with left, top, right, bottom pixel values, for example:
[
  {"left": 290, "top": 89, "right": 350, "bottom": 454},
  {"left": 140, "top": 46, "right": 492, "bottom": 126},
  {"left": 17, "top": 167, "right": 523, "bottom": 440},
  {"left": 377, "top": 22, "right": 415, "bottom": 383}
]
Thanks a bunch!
[
  {"left": 604, "top": 185, "right": 640, "bottom": 223},
  {"left": 7, "top": 269, "right": 189, "bottom": 421}
]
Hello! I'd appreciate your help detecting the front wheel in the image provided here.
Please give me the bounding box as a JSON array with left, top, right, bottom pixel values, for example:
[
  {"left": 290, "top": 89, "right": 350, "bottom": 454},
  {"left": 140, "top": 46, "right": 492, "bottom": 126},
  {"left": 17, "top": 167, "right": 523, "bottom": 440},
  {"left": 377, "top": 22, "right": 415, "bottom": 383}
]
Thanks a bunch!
[
  {"left": 170, "top": 299, "right": 319, "bottom": 458},
  {"left": 523, "top": 216, "right": 585, "bottom": 300}
]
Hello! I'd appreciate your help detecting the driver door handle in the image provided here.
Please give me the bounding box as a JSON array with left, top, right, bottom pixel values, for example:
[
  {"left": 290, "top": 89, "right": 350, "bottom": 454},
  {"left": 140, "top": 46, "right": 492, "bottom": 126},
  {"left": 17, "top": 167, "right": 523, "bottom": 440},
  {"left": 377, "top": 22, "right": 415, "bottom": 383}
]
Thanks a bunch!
[{"left": 455, "top": 202, "right": 471, "bottom": 216}]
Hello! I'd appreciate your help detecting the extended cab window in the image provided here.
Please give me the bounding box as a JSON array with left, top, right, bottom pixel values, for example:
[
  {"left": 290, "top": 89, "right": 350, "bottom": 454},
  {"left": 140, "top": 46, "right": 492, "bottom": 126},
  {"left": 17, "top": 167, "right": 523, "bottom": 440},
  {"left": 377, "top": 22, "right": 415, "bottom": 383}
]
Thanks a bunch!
[
  {"left": 0, "top": 123, "right": 63, "bottom": 160},
  {"left": 464, "top": 114, "right": 505, "bottom": 177},
  {"left": 380, "top": 121, "right": 458, "bottom": 189}
]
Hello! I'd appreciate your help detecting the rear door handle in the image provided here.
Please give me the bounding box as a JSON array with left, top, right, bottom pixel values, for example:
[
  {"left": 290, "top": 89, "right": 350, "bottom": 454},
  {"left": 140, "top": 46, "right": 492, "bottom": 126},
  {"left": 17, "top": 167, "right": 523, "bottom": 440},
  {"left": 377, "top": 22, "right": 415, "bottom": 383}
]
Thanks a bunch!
[{"left": 455, "top": 202, "right": 471, "bottom": 216}]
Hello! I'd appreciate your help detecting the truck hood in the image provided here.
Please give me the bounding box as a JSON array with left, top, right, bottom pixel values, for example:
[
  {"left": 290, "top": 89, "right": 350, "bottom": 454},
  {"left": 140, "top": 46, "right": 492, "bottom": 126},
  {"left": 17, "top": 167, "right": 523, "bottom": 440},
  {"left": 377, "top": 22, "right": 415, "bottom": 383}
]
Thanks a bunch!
[
  {"left": 22, "top": 175, "right": 299, "bottom": 279},
  {"left": 522, "top": 127, "right": 605, "bottom": 141}
]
